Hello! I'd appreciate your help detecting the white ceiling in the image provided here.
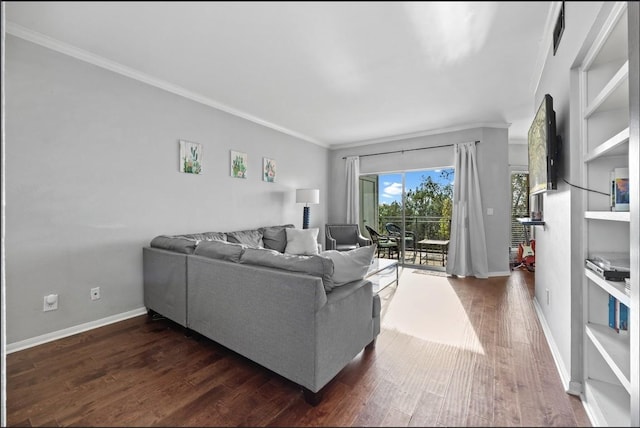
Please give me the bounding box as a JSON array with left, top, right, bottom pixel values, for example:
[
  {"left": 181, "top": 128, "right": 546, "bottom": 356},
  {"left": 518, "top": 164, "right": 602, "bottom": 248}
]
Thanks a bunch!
[{"left": 5, "top": 1, "right": 554, "bottom": 148}]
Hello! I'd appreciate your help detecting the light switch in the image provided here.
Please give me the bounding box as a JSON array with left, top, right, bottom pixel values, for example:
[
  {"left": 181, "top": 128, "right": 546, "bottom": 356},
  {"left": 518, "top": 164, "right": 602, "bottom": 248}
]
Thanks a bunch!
[{"left": 487, "top": 208, "right": 494, "bottom": 215}]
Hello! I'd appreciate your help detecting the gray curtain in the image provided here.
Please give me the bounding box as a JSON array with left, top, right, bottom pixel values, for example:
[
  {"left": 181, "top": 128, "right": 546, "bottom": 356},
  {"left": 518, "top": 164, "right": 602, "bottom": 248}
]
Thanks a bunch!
[
  {"left": 446, "top": 142, "right": 489, "bottom": 278},
  {"left": 345, "top": 156, "right": 360, "bottom": 224}
]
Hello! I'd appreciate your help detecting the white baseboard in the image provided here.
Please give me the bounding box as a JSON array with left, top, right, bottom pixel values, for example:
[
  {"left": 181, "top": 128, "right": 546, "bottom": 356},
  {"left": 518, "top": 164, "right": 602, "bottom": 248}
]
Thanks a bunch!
[
  {"left": 489, "top": 270, "right": 512, "bottom": 277},
  {"left": 6, "top": 307, "right": 147, "bottom": 354},
  {"left": 532, "top": 297, "right": 579, "bottom": 394},
  {"left": 579, "top": 393, "right": 599, "bottom": 428}
]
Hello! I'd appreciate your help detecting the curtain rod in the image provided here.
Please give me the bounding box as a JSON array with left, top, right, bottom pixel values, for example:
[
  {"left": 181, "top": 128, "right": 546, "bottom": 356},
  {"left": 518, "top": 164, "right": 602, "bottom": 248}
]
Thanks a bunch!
[{"left": 342, "top": 140, "right": 480, "bottom": 159}]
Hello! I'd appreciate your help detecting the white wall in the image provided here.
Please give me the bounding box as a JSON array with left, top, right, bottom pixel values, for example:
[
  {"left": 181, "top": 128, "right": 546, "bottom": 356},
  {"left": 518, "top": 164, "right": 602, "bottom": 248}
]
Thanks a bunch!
[
  {"left": 328, "top": 126, "right": 511, "bottom": 276},
  {"left": 509, "top": 143, "right": 528, "bottom": 168},
  {"left": 4, "top": 36, "right": 329, "bottom": 344},
  {"left": 532, "top": 1, "right": 605, "bottom": 391}
]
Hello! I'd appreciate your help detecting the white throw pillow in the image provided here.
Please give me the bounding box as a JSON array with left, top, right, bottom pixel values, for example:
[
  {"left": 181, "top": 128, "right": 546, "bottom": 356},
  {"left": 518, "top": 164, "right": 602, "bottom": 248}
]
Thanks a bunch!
[
  {"left": 284, "top": 228, "right": 319, "bottom": 255},
  {"left": 321, "top": 244, "right": 376, "bottom": 287}
]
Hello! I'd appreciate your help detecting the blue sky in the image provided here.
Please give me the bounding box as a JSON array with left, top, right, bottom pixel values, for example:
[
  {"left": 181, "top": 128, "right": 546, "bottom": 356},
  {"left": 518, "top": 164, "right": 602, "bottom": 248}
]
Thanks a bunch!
[{"left": 379, "top": 169, "right": 454, "bottom": 205}]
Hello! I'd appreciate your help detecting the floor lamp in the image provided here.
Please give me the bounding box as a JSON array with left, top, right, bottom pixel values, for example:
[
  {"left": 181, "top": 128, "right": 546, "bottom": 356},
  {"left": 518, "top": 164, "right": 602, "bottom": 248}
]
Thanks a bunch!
[{"left": 296, "top": 189, "right": 319, "bottom": 229}]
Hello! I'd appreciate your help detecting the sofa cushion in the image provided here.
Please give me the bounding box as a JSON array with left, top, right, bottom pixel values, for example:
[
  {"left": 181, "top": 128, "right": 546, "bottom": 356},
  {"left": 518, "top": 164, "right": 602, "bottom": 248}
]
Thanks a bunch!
[
  {"left": 284, "top": 228, "right": 319, "bottom": 256},
  {"left": 321, "top": 245, "right": 376, "bottom": 287},
  {"left": 194, "top": 240, "right": 246, "bottom": 263},
  {"left": 241, "top": 247, "right": 335, "bottom": 292},
  {"left": 259, "top": 224, "right": 294, "bottom": 253},
  {"left": 150, "top": 235, "right": 200, "bottom": 254},
  {"left": 227, "top": 229, "right": 264, "bottom": 248}
]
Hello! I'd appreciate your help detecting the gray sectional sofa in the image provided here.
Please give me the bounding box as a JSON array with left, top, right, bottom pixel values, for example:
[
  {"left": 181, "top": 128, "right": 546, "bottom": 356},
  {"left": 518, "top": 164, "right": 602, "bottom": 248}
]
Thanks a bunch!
[{"left": 143, "top": 224, "right": 381, "bottom": 404}]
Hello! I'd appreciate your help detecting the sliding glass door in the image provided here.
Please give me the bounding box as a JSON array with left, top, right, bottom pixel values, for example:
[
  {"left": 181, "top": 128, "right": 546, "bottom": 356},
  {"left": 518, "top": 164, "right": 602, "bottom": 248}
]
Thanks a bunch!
[
  {"left": 360, "top": 168, "right": 454, "bottom": 269},
  {"left": 359, "top": 175, "right": 378, "bottom": 239}
]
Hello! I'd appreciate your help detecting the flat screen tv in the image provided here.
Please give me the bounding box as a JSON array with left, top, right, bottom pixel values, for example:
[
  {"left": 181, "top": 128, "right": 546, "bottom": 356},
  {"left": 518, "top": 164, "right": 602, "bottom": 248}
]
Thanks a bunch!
[{"left": 528, "top": 94, "right": 558, "bottom": 195}]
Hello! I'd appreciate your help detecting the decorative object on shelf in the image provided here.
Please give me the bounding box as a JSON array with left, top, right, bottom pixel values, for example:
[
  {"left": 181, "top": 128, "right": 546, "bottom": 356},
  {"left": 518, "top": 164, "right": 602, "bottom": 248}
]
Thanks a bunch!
[
  {"left": 179, "top": 140, "right": 202, "bottom": 174},
  {"left": 230, "top": 150, "right": 247, "bottom": 179},
  {"left": 612, "top": 167, "right": 629, "bottom": 211},
  {"left": 263, "top": 157, "right": 276, "bottom": 182},
  {"left": 585, "top": 252, "right": 630, "bottom": 281},
  {"left": 296, "top": 188, "right": 319, "bottom": 229}
]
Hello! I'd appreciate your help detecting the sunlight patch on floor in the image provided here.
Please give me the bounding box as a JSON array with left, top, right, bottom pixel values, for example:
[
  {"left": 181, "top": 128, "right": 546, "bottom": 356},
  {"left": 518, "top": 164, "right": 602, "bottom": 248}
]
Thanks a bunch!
[{"left": 381, "top": 269, "right": 485, "bottom": 355}]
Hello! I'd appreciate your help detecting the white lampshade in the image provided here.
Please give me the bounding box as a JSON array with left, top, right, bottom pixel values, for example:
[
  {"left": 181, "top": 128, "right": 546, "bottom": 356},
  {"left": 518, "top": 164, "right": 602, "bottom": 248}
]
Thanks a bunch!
[{"left": 296, "top": 188, "right": 320, "bottom": 204}]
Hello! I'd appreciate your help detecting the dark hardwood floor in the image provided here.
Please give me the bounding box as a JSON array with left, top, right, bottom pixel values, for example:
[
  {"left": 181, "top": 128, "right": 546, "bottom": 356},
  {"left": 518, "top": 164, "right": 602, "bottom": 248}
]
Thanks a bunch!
[{"left": 6, "top": 269, "right": 591, "bottom": 427}]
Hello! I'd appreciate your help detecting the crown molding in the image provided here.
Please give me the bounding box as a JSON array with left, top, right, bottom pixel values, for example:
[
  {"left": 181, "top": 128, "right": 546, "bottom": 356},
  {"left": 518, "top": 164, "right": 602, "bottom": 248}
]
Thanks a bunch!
[
  {"left": 6, "top": 22, "right": 520, "bottom": 152},
  {"left": 5, "top": 22, "right": 328, "bottom": 148},
  {"left": 331, "top": 122, "right": 511, "bottom": 150}
]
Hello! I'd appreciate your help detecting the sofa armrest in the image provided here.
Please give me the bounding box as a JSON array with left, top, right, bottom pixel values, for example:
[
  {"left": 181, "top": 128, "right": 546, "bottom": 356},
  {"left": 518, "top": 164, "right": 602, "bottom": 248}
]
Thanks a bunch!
[
  {"left": 315, "top": 279, "right": 376, "bottom": 390},
  {"left": 143, "top": 247, "right": 188, "bottom": 327}
]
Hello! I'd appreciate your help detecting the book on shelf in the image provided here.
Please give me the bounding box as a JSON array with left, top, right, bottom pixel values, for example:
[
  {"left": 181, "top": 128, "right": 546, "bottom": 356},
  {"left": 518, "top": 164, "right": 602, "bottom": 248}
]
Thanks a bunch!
[
  {"left": 612, "top": 167, "right": 629, "bottom": 212},
  {"left": 609, "top": 294, "right": 616, "bottom": 330},
  {"left": 608, "top": 294, "right": 629, "bottom": 333},
  {"left": 616, "top": 299, "right": 629, "bottom": 332}
]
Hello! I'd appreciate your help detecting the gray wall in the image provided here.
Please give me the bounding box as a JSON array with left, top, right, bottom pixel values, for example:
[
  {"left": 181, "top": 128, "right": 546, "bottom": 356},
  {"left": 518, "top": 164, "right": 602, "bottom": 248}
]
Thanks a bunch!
[
  {"left": 5, "top": 36, "right": 329, "bottom": 344},
  {"left": 328, "top": 126, "right": 511, "bottom": 276},
  {"left": 533, "top": 1, "right": 604, "bottom": 390}
]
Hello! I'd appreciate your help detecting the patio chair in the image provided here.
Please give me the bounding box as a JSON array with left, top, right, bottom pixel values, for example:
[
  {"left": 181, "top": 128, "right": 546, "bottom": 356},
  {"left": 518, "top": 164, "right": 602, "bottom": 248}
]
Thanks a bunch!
[
  {"left": 385, "top": 223, "right": 417, "bottom": 261},
  {"left": 365, "top": 225, "right": 399, "bottom": 259}
]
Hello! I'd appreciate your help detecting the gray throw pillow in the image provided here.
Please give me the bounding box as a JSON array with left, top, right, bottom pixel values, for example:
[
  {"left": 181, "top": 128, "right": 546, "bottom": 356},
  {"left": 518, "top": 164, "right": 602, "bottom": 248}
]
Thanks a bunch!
[
  {"left": 259, "top": 224, "right": 294, "bottom": 253},
  {"left": 241, "top": 247, "right": 335, "bottom": 292},
  {"left": 194, "top": 240, "right": 246, "bottom": 263},
  {"left": 227, "top": 229, "right": 264, "bottom": 248},
  {"left": 321, "top": 244, "right": 376, "bottom": 287}
]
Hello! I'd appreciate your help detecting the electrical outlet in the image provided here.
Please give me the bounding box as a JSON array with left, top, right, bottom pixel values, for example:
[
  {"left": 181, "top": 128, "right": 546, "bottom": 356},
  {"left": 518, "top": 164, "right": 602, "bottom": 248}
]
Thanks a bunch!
[
  {"left": 44, "top": 294, "right": 58, "bottom": 311},
  {"left": 91, "top": 287, "right": 101, "bottom": 301}
]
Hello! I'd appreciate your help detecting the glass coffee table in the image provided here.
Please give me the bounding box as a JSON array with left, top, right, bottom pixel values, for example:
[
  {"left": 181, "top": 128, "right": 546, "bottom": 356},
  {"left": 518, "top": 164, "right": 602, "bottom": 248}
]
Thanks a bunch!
[{"left": 366, "top": 258, "right": 399, "bottom": 294}]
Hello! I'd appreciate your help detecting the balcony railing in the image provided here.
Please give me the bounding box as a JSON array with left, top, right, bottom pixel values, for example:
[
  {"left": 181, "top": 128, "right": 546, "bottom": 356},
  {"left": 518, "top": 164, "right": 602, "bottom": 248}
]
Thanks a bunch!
[
  {"left": 377, "top": 215, "right": 451, "bottom": 241},
  {"left": 370, "top": 216, "right": 451, "bottom": 267}
]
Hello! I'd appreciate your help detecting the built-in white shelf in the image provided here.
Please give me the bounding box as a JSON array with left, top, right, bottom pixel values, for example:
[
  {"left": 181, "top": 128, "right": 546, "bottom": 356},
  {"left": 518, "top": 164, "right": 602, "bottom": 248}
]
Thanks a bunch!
[
  {"left": 585, "top": 268, "right": 631, "bottom": 307},
  {"left": 584, "top": 379, "right": 630, "bottom": 427},
  {"left": 579, "top": 3, "right": 638, "bottom": 426},
  {"left": 586, "top": 323, "right": 631, "bottom": 392},
  {"left": 585, "top": 211, "right": 631, "bottom": 222},
  {"left": 584, "top": 61, "right": 629, "bottom": 118},
  {"left": 584, "top": 127, "right": 630, "bottom": 162}
]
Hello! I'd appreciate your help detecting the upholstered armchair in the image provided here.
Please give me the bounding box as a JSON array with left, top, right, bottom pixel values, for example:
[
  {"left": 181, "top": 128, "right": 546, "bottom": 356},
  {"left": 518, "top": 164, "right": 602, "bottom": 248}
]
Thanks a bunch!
[{"left": 325, "top": 224, "right": 371, "bottom": 251}]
